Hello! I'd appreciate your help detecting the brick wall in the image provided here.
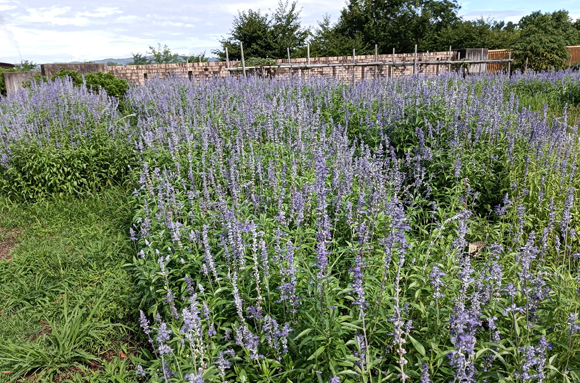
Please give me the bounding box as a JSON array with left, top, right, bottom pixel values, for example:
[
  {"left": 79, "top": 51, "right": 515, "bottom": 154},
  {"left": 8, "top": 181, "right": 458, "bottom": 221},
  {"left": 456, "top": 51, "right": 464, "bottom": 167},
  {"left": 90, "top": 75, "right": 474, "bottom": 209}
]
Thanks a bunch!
[{"left": 104, "top": 51, "right": 459, "bottom": 83}]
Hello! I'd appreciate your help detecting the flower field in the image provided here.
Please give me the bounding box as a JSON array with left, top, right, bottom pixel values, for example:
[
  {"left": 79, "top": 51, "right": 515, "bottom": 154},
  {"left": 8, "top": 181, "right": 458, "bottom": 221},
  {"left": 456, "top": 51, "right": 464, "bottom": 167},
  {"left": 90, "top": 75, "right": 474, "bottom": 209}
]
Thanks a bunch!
[{"left": 1, "top": 71, "right": 580, "bottom": 382}]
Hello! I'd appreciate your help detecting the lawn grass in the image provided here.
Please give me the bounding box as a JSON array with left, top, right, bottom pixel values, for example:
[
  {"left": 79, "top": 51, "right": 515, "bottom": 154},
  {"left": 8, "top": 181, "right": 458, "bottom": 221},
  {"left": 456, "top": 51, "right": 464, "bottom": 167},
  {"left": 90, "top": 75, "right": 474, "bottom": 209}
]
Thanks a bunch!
[{"left": 0, "top": 187, "right": 141, "bottom": 382}]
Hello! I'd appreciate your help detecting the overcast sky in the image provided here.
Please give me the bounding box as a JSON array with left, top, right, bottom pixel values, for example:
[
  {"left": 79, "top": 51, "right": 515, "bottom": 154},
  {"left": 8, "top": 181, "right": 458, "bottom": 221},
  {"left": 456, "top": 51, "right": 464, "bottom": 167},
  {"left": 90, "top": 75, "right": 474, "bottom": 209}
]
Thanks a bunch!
[{"left": 1, "top": 0, "right": 580, "bottom": 64}]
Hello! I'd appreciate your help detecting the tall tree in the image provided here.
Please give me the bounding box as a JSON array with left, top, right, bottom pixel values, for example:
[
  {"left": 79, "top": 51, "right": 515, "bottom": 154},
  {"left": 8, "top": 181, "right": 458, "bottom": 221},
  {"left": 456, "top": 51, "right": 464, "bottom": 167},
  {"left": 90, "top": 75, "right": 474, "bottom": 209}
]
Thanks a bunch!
[
  {"left": 329, "top": 0, "right": 461, "bottom": 54},
  {"left": 309, "top": 14, "right": 366, "bottom": 57},
  {"left": 213, "top": 0, "right": 309, "bottom": 61},
  {"left": 513, "top": 10, "right": 580, "bottom": 71},
  {"left": 436, "top": 18, "right": 520, "bottom": 51}
]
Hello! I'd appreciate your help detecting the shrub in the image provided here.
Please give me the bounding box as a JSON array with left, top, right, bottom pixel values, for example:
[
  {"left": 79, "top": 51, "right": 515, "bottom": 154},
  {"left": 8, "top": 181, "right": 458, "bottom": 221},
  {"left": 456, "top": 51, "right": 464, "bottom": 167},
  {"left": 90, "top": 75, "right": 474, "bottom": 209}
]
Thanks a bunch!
[{"left": 0, "top": 124, "right": 136, "bottom": 200}]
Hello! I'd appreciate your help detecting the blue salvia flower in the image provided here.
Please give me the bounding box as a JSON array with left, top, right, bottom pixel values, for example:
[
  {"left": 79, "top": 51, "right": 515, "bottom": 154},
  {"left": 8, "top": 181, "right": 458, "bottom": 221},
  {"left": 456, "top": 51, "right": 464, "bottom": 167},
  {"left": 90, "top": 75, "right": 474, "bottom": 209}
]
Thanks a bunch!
[
  {"left": 135, "top": 364, "right": 146, "bottom": 377},
  {"left": 156, "top": 322, "right": 173, "bottom": 355},
  {"left": 420, "top": 363, "right": 431, "bottom": 383},
  {"left": 350, "top": 253, "right": 368, "bottom": 315},
  {"left": 214, "top": 351, "right": 232, "bottom": 379},
  {"left": 185, "top": 370, "right": 204, "bottom": 383},
  {"left": 429, "top": 266, "right": 446, "bottom": 299},
  {"left": 567, "top": 312, "right": 580, "bottom": 335},
  {"left": 329, "top": 376, "right": 340, "bottom": 383}
]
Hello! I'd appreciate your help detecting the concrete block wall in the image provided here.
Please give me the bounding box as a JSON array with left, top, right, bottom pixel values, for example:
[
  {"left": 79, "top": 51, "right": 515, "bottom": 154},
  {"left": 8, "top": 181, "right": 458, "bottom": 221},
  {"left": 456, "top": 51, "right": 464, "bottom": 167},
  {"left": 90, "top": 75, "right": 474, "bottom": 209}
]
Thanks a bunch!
[
  {"left": 42, "top": 63, "right": 107, "bottom": 77},
  {"left": 3, "top": 72, "right": 36, "bottom": 95}
]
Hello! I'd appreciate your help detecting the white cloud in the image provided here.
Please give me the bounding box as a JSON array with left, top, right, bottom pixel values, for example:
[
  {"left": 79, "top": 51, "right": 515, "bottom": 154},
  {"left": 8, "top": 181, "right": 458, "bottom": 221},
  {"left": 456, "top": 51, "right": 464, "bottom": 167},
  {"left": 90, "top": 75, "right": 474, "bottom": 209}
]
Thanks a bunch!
[{"left": 78, "top": 7, "right": 121, "bottom": 18}]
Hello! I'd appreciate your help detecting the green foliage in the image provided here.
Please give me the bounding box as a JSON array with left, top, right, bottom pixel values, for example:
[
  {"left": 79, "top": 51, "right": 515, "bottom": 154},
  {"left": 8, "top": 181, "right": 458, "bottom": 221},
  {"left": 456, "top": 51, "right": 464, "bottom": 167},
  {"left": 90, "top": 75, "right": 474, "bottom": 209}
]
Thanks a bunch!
[
  {"left": 0, "top": 188, "right": 139, "bottom": 381},
  {"left": 181, "top": 51, "right": 210, "bottom": 63},
  {"left": 213, "top": 0, "right": 309, "bottom": 60},
  {"left": 0, "top": 125, "right": 136, "bottom": 200},
  {"left": 147, "top": 43, "right": 182, "bottom": 64},
  {"left": 437, "top": 18, "right": 520, "bottom": 50},
  {"left": 513, "top": 10, "right": 580, "bottom": 71},
  {"left": 84, "top": 72, "right": 129, "bottom": 98},
  {"left": 129, "top": 52, "right": 151, "bottom": 66},
  {"left": 325, "top": 0, "right": 461, "bottom": 54},
  {"left": 14, "top": 60, "right": 39, "bottom": 72},
  {"left": 308, "top": 14, "right": 367, "bottom": 57}
]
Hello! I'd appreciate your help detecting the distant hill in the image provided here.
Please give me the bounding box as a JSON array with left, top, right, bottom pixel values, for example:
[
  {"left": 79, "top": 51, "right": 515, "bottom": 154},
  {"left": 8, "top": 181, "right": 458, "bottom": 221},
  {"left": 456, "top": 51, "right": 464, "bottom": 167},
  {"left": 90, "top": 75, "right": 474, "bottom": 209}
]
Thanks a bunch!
[{"left": 58, "top": 56, "right": 219, "bottom": 66}]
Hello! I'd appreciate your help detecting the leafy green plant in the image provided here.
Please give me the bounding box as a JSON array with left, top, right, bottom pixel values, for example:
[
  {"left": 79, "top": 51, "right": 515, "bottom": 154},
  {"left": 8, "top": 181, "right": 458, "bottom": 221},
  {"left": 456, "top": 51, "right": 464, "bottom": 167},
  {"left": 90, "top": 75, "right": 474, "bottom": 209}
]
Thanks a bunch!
[
  {"left": 0, "top": 295, "right": 125, "bottom": 381},
  {"left": 0, "top": 124, "right": 136, "bottom": 200}
]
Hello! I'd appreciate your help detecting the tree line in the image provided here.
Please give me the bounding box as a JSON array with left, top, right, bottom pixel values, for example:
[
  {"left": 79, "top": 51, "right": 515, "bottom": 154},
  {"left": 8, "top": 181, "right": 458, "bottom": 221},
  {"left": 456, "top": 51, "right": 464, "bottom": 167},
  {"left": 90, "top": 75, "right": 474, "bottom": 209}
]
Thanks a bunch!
[{"left": 211, "top": 0, "right": 580, "bottom": 71}]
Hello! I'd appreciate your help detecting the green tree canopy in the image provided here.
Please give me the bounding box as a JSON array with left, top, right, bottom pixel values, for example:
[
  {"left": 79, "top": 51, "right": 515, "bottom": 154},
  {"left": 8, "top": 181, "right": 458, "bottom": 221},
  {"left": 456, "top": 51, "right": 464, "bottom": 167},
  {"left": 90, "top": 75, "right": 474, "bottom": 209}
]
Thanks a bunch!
[
  {"left": 213, "top": 0, "right": 309, "bottom": 61},
  {"left": 436, "top": 18, "right": 520, "bottom": 51},
  {"left": 513, "top": 10, "right": 580, "bottom": 71},
  {"left": 325, "top": 0, "right": 461, "bottom": 55}
]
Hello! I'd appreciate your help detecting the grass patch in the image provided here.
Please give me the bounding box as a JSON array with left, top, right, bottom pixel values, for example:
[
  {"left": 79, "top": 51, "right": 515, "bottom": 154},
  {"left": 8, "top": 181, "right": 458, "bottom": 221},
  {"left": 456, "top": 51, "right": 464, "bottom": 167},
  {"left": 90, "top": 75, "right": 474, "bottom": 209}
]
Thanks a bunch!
[{"left": 0, "top": 187, "right": 141, "bottom": 382}]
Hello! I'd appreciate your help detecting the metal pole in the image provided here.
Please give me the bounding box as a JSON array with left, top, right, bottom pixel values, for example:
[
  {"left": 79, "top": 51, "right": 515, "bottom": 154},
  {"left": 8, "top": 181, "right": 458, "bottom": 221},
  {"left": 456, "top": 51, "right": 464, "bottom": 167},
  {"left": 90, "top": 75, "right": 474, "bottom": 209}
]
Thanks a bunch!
[
  {"left": 480, "top": 48, "right": 484, "bottom": 74},
  {"left": 508, "top": 51, "right": 511, "bottom": 75},
  {"left": 414, "top": 44, "right": 417, "bottom": 75},
  {"left": 448, "top": 46, "right": 452, "bottom": 73},
  {"left": 307, "top": 44, "right": 310, "bottom": 66},
  {"left": 225, "top": 47, "right": 230, "bottom": 68},
  {"left": 240, "top": 41, "right": 246, "bottom": 76},
  {"left": 375, "top": 44, "right": 378, "bottom": 79},
  {"left": 426, "top": 50, "right": 429, "bottom": 75}
]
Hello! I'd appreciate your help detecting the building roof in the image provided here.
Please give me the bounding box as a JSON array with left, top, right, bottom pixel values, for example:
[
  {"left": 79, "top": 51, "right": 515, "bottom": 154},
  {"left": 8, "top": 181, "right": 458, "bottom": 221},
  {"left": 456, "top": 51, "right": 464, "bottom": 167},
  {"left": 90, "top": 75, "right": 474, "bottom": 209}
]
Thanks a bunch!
[{"left": 0, "top": 62, "right": 15, "bottom": 69}]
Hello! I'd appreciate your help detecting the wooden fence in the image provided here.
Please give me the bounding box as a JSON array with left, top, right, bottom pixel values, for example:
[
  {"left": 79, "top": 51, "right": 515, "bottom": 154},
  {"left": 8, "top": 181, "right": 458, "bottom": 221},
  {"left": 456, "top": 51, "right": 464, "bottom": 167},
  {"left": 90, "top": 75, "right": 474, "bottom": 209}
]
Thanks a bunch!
[
  {"left": 488, "top": 46, "right": 580, "bottom": 73},
  {"left": 227, "top": 44, "right": 513, "bottom": 82}
]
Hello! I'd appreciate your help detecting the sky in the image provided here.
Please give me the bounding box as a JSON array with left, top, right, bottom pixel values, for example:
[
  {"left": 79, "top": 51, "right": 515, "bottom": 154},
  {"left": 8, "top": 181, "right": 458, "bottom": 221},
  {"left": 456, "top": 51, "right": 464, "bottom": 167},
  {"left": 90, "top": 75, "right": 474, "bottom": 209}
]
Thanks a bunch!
[{"left": 1, "top": 0, "right": 580, "bottom": 64}]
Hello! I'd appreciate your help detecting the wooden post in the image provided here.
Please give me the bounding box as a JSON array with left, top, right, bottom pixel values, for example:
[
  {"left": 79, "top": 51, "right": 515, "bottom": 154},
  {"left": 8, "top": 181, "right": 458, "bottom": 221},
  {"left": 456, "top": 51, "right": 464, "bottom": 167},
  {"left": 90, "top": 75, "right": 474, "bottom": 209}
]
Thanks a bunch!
[
  {"left": 306, "top": 44, "right": 310, "bottom": 80},
  {"left": 374, "top": 44, "right": 378, "bottom": 79},
  {"left": 225, "top": 47, "right": 230, "bottom": 68},
  {"left": 287, "top": 47, "right": 292, "bottom": 78},
  {"left": 525, "top": 57, "right": 528, "bottom": 74},
  {"left": 436, "top": 57, "right": 439, "bottom": 76},
  {"left": 413, "top": 44, "right": 417, "bottom": 75},
  {"left": 508, "top": 51, "right": 511, "bottom": 75},
  {"left": 392, "top": 48, "right": 395, "bottom": 78},
  {"left": 448, "top": 46, "right": 452, "bottom": 73},
  {"left": 352, "top": 48, "right": 356, "bottom": 85},
  {"left": 240, "top": 41, "right": 246, "bottom": 76}
]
